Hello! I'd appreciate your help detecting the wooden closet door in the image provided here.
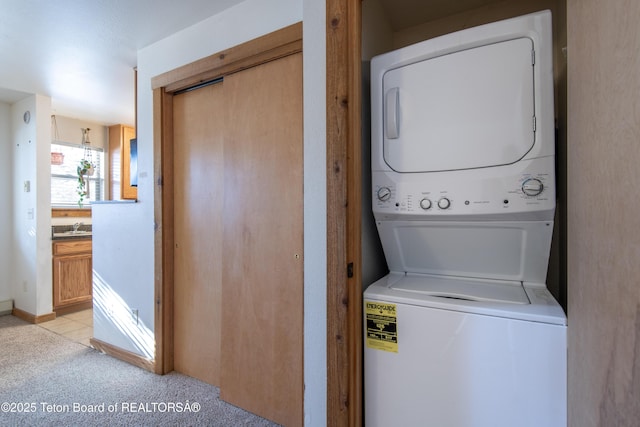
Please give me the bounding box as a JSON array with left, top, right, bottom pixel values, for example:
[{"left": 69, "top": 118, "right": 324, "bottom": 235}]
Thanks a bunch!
[
  {"left": 220, "top": 52, "right": 304, "bottom": 426},
  {"left": 172, "top": 82, "right": 225, "bottom": 386}
]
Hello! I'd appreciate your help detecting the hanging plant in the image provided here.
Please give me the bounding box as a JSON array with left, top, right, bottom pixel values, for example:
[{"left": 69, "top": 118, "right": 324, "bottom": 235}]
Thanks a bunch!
[
  {"left": 76, "top": 127, "right": 96, "bottom": 207},
  {"left": 77, "top": 158, "right": 95, "bottom": 207}
]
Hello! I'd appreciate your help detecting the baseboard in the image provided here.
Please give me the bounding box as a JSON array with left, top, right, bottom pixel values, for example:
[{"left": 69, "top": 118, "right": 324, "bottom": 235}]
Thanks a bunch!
[
  {"left": 90, "top": 337, "right": 155, "bottom": 373},
  {"left": 12, "top": 307, "right": 56, "bottom": 324},
  {"left": 0, "top": 299, "right": 13, "bottom": 315},
  {"left": 54, "top": 301, "right": 93, "bottom": 316}
]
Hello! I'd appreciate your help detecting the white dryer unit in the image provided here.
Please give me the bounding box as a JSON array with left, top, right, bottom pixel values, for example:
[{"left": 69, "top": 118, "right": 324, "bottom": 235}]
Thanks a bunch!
[{"left": 364, "top": 10, "right": 566, "bottom": 427}]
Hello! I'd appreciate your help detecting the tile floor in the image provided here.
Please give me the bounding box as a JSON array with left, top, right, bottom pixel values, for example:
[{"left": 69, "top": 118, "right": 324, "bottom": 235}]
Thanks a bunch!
[{"left": 39, "top": 308, "right": 93, "bottom": 348}]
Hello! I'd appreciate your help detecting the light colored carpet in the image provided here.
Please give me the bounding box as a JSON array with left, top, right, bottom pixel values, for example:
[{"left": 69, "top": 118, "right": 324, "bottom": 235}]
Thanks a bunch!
[{"left": 0, "top": 314, "right": 280, "bottom": 426}]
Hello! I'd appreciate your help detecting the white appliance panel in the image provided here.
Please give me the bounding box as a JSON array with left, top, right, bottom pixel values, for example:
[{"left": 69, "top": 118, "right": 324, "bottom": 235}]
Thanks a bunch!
[
  {"left": 372, "top": 156, "right": 556, "bottom": 222},
  {"left": 376, "top": 220, "right": 554, "bottom": 282},
  {"left": 365, "top": 11, "right": 566, "bottom": 427},
  {"left": 364, "top": 294, "right": 567, "bottom": 427},
  {"left": 382, "top": 38, "right": 535, "bottom": 173},
  {"left": 368, "top": 273, "right": 567, "bottom": 325},
  {"left": 371, "top": 10, "right": 556, "bottom": 177}
]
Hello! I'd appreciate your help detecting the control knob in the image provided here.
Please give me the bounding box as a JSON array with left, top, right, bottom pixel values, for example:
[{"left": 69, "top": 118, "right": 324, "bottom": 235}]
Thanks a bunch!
[
  {"left": 419, "top": 198, "right": 432, "bottom": 210},
  {"left": 377, "top": 187, "right": 392, "bottom": 202},
  {"left": 437, "top": 197, "right": 451, "bottom": 210},
  {"left": 522, "top": 178, "right": 544, "bottom": 197}
]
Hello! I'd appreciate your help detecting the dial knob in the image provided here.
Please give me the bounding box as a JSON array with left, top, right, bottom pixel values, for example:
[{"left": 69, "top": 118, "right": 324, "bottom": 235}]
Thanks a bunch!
[
  {"left": 419, "top": 198, "right": 432, "bottom": 210},
  {"left": 377, "top": 187, "right": 392, "bottom": 202},
  {"left": 438, "top": 197, "right": 451, "bottom": 209},
  {"left": 522, "top": 178, "right": 544, "bottom": 196}
]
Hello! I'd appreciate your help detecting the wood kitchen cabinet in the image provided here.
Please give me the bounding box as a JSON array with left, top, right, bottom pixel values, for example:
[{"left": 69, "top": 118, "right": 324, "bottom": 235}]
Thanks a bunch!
[
  {"left": 52, "top": 239, "right": 93, "bottom": 314},
  {"left": 109, "top": 124, "right": 137, "bottom": 200}
]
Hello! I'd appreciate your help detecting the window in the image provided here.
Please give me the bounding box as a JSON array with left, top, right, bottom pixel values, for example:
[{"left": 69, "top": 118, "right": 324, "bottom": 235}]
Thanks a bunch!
[{"left": 51, "top": 143, "right": 104, "bottom": 206}]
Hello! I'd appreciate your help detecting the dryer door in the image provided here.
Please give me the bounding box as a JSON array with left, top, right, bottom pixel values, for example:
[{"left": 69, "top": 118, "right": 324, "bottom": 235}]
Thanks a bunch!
[{"left": 382, "top": 37, "right": 535, "bottom": 173}]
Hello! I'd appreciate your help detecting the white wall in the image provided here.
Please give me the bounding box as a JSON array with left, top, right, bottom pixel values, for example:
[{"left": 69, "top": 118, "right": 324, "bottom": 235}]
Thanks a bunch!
[
  {"left": 92, "top": 201, "right": 153, "bottom": 358},
  {"left": 0, "top": 102, "right": 12, "bottom": 303},
  {"left": 1, "top": 107, "right": 104, "bottom": 314},
  {"left": 94, "top": 0, "right": 328, "bottom": 424},
  {"left": 11, "top": 95, "right": 52, "bottom": 316},
  {"left": 302, "top": 0, "right": 328, "bottom": 423},
  {"left": 52, "top": 116, "right": 108, "bottom": 150}
]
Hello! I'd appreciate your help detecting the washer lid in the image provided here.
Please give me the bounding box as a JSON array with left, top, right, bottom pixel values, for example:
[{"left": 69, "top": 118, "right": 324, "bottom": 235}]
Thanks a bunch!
[
  {"left": 382, "top": 37, "right": 535, "bottom": 173},
  {"left": 390, "top": 274, "right": 530, "bottom": 305}
]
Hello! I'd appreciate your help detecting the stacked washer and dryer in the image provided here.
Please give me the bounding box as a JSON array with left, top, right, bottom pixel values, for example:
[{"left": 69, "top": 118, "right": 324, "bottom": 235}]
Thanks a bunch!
[{"left": 364, "top": 10, "right": 567, "bottom": 427}]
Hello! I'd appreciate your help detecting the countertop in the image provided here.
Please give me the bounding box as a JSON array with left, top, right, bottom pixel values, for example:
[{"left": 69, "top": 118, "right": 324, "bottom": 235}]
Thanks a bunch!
[{"left": 52, "top": 224, "right": 92, "bottom": 241}]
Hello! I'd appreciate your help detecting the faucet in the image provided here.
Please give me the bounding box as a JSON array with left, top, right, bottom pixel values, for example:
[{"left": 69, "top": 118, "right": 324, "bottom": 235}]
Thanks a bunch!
[{"left": 73, "top": 222, "right": 83, "bottom": 232}]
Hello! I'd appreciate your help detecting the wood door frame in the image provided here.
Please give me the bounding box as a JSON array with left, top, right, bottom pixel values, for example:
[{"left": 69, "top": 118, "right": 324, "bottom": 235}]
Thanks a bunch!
[
  {"left": 152, "top": 5, "right": 363, "bottom": 423},
  {"left": 326, "top": 0, "right": 362, "bottom": 425}
]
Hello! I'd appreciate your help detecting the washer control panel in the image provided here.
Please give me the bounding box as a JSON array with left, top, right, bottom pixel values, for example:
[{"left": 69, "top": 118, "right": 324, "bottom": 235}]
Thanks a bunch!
[
  {"left": 419, "top": 198, "right": 432, "bottom": 210},
  {"left": 521, "top": 177, "right": 544, "bottom": 196},
  {"left": 376, "top": 186, "right": 392, "bottom": 202},
  {"left": 373, "top": 166, "right": 555, "bottom": 218}
]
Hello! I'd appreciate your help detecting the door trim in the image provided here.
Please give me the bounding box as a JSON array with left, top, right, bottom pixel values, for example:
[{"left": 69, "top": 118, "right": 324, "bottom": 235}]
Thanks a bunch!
[
  {"left": 152, "top": 11, "right": 364, "bottom": 424},
  {"left": 326, "top": 0, "right": 362, "bottom": 425},
  {"left": 151, "top": 23, "right": 303, "bottom": 92},
  {"left": 152, "top": 23, "right": 303, "bottom": 376}
]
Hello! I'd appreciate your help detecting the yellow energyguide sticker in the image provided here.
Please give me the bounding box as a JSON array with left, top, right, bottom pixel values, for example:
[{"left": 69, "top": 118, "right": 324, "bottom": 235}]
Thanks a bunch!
[{"left": 365, "top": 301, "right": 398, "bottom": 353}]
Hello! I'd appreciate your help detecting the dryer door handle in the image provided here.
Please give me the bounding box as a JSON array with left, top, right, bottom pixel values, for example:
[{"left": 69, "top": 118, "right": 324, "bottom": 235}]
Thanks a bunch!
[{"left": 385, "top": 87, "right": 400, "bottom": 139}]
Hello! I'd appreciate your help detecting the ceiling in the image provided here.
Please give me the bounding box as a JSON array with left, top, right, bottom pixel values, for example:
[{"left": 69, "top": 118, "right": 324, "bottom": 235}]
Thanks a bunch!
[
  {"left": 0, "top": 0, "right": 246, "bottom": 125},
  {"left": 0, "top": 0, "right": 505, "bottom": 126}
]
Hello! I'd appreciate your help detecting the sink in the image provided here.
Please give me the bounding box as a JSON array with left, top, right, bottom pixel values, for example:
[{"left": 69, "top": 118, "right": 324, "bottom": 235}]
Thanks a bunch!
[{"left": 51, "top": 224, "right": 93, "bottom": 239}]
